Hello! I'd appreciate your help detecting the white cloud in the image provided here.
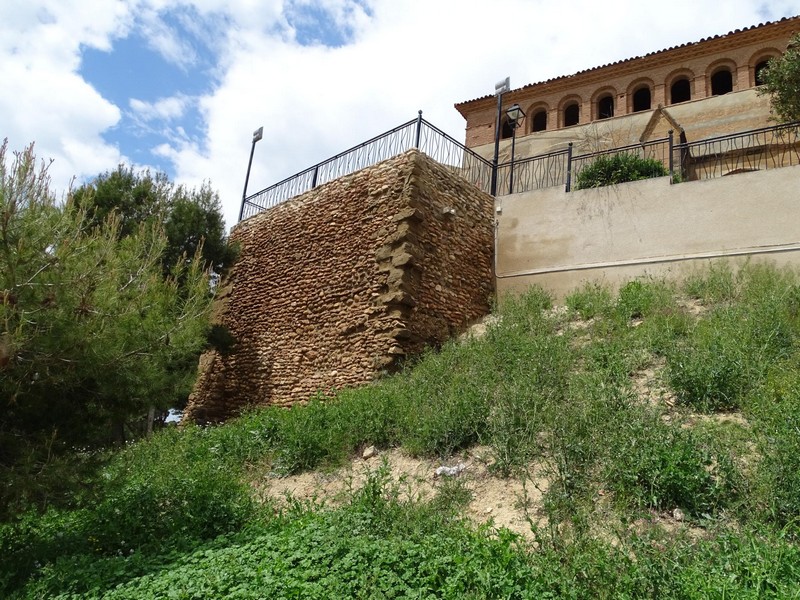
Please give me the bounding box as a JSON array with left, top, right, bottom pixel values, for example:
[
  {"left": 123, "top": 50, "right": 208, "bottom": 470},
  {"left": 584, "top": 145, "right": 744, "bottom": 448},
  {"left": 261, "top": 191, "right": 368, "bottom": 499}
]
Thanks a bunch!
[
  {"left": 171, "top": 0, "right": 800, "bottom": 228},
  {"left": 130, "top": 95, "right": 191, "bottom": 122},
  {"left": 0, "top": 0, "right": 132, "bottom": 191},
  {"left": 2, "top": 0, "right": 800, "bottom": 227},
  {"left": 138, "top": 6, "right": 199, "bottom": 70}
]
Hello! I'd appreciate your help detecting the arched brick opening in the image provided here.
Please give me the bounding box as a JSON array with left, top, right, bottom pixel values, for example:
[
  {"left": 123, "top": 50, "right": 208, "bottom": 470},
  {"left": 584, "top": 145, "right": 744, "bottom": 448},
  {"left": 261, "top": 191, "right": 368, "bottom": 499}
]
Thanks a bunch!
[
  {"left": 755, "top": 60, "right": 770, "bottom": 85},
  {"left": 710, "top": 67, "right": 733, "bottom": 95},
  {"left": 670, "top": 77, "right": 691, "bottom": 104},
  {"left": 597, "top": 94, "right": 614, "bottom": 119},
  {"left": 563, "top": 100, "right": 581, "bottom": 127},
  {"left": 531, "top": 109, "right": 547, "bottom": 132},
  {"left": 633, "top": 87, "right": 652, "bottom": 112},
  {"left": 750, "top": 49, "right": 780, "bottom": 86}
]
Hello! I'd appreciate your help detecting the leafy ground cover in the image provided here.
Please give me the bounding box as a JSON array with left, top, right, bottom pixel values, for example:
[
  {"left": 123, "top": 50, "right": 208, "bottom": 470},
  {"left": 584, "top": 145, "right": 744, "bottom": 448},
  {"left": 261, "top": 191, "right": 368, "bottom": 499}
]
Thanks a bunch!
[{"left": 4, "top": 262, "right": 800, "bottom": 598}]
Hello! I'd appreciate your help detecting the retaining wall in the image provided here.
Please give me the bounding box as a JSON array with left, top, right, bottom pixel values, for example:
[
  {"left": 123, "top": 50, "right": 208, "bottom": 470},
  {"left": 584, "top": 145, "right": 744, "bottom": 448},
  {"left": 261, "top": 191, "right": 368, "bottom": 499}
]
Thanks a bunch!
[
  {"left": 496, "top": 165, "right": 800, "bottom": 299},
  {"left": 184, "top": 150, "right": 494, "bottom": 422}
]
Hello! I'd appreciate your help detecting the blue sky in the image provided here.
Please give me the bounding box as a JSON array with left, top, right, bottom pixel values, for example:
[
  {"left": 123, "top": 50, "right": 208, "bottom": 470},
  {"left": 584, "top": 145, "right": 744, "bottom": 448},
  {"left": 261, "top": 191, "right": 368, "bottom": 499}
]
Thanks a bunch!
[{"left": 1, "top": 0, "right": 800, "bottom": 229}]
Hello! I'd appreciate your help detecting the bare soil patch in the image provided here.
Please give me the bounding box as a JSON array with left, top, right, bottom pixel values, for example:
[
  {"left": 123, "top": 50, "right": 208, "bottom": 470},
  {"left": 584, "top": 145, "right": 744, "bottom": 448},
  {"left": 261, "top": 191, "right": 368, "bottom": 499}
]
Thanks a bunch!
[{"left": 254, "top": 446, "right": 549, "bottom": 540}]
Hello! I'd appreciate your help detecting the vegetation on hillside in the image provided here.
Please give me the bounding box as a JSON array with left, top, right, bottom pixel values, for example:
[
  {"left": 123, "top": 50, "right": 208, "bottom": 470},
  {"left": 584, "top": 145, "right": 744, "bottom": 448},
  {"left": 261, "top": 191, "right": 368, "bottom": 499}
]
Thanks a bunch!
[
  {"left": 0, "top": 143, "right": 217, "bottom": 518},
  {"left": 4, "top": 254, "right": 800, "bottom": 597}
]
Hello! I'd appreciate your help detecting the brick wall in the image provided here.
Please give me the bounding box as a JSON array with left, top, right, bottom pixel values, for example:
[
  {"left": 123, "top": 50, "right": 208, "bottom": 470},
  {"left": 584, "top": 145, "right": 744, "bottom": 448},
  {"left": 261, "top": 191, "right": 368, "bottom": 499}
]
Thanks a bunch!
[
  {"left": 184, "top": 150, "right": 494, "bottom": 422},
  {"left": 457, "top": 18, "right": 798, "bottom": 148}
]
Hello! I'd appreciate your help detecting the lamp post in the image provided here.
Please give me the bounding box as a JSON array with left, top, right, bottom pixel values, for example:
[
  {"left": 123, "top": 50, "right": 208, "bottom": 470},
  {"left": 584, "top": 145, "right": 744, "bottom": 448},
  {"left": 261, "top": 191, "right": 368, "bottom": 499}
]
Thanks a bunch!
[
  {"left": 506, "top": 104, "right": 526, "bottom": 195},
  {"left": 490, "top": 76, "right": 510, "bottom": 196},
  {"left": 238, "top": 126, "right": 264, "bottom": 222}
]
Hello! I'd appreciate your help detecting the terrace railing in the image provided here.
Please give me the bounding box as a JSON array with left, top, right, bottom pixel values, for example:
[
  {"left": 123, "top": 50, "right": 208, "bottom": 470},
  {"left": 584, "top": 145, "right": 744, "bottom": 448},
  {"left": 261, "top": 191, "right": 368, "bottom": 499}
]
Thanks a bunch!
[
  {"left": 239, "top": 112, "right": 492, "bottom": 221},
  {"left": 673, "top": 120, "right": 800, "bottom": 181},
  {"left": 240, "top": 117, "right": 800, "bottom": 222}
]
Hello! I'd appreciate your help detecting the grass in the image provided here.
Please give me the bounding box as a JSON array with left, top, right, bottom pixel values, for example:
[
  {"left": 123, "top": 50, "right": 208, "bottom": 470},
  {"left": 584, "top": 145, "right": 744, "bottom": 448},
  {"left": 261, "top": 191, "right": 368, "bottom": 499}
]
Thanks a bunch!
[{"left": 4, "top": 262, "right": 800, "bottom": 598}]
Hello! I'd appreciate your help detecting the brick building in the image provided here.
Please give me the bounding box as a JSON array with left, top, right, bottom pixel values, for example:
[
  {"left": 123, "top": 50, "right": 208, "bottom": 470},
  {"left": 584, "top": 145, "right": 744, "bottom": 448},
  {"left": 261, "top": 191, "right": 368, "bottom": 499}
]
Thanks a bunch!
[{"left": 455, "top": 17, "right": 800, "bottom": 163}]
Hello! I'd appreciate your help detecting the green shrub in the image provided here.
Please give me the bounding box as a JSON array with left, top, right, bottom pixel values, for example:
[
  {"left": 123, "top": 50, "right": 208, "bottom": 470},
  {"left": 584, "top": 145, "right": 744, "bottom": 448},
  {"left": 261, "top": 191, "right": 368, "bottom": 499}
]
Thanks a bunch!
[
  {"left": 605, "top": 411, "right": 737, "bottom": 515},
  {"left": 614, "top": 279, "right": 675, "bottom": 321},
  {"left": 668, "top": 265, "right": 798, "bottom": 411},
  {"left": 566, "top": 282, "right": 613, "bottom": 320},
  {"left": 575, "top": 152, "right": 669, "bottom": 189},
  {"left": 748, "top": 367, "right": 800, "bottom": 527}
]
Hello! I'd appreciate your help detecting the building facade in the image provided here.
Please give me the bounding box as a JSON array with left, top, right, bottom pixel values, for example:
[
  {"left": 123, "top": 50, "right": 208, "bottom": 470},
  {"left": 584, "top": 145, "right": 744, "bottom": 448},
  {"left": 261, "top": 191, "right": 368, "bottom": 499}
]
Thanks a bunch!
[{"left": 455, "top": 17, "right": 799, "bottom": 163}]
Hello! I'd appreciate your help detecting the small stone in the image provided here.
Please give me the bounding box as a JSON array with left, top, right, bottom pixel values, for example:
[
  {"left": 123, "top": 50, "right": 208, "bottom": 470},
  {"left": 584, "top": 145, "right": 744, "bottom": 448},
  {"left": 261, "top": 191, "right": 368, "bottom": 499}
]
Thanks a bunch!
[
  {"left": 362, "top": 446, "right": 377, "bottom": 459},
  {"left": 673, "top": 508, "right": 685, "bottom": 522},
  {"left": 484, "top": 507, "right": 493, "bottom": 514}
]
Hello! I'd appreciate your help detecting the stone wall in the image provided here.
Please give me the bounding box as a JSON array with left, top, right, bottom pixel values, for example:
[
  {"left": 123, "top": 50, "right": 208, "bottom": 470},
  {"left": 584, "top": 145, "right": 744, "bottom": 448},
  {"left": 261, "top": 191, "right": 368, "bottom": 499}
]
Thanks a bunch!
[{"left": 184, "top": 150, "right": 494, "bottom": 422}]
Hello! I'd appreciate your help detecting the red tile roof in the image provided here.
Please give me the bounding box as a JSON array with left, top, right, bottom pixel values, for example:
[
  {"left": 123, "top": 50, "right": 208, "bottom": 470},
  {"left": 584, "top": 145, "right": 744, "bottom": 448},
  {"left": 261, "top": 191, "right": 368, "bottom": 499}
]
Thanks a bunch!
[{"left": 454, "top": 16, "right": 800, "bottom": 109}]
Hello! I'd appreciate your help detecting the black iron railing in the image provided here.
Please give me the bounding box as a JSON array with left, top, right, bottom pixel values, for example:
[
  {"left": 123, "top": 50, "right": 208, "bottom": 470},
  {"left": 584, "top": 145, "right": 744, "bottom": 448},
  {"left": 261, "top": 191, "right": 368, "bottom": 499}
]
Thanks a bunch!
[
  {"left": 239, "top": 112, "right": 492, "bottom": 221},
  {"left": 495, "top": 147, "right": 570, "bottom": 195},
  {"left": 673, "top": 120, "right": 800, "bottom": 181},
  {"left": 240, "top": 117, "right": 800, "bottom": 221},
  {"left": 494, "top": 134, "right": 673, "bottom": 194}
]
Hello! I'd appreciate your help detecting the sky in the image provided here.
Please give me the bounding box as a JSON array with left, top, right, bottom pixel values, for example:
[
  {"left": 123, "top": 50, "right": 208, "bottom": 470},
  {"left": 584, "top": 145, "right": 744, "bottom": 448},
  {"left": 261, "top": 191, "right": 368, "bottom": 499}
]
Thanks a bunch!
[{"left": 2, "top": 0, "right": 800, "bottom": 230}]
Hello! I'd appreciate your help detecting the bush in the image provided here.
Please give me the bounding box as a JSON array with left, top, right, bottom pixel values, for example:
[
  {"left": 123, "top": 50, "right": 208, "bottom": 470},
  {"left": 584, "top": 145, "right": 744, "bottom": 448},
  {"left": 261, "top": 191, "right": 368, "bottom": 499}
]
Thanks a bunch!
[
  {"left": 748, "top": 367, "right": 800, "bottom": 527},
  {"left": 575, "top": 152, "right": 669, "bottom": 189},
  {"left": 668, "top": 265, "right": 799, "bottom": 411},
  {"left": 566, "top": 282, "right": 613, "bottom": 320},
  {"left": 605, "top": 410, "right": 737, "bottom": 516}
]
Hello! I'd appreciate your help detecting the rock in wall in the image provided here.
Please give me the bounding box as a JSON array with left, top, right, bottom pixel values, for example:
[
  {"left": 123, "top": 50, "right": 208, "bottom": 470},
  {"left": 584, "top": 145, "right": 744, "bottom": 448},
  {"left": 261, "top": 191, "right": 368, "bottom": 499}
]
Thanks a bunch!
[{"left": 184, "top": 149, "right": 494, "bottom": 423}]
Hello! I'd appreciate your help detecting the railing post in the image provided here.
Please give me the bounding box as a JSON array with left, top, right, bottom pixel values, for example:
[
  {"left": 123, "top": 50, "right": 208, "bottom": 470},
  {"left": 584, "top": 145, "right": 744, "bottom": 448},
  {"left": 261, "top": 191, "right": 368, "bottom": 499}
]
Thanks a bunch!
[
  {"left": 312, "top": 165, "right": 319, "bottom": 189},
  {"left": 565, "top": 143, "right": 574, "bottom": 193},
  {"left": 414, "top": 110, "right": 423, "bottom": 149},
  {"left": 668, "top": 130, "right": 674, "bottom": 183}
]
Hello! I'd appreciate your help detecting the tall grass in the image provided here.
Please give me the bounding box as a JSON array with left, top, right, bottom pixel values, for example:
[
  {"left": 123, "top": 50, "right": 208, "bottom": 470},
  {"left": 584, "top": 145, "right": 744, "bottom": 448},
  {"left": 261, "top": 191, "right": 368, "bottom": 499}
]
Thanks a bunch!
[{"left": 5, "top": 262, "right": 800, "bottom": 597}]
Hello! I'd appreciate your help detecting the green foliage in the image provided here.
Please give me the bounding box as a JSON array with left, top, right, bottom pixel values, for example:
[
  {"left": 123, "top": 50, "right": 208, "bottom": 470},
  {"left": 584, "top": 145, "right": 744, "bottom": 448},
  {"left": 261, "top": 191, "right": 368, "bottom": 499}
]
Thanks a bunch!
[
  {"left": 575, "top": 152, "right": 669, "bottom": 189},
  {"left": 7, "top": 263, "right": 800, "bottom": 597},
  {"left": 758, "top": 34, "right": 800, "bottom": 123},
  {"left": 0, "top": 143, "right": 214, "bottom": 516},
  {"left": 614, "top": 279, "right": 675, "bottom": 321},
  {"left": 748, "top": 365, "right": 800, "bottom": 527},
  {"left": 566, "top": 282, "right": 613, "bottom": 320},
  {"left": 605, "top": 411, "right": 737, "bottom": 515},
  {"left": 667, "top": 264, "right": 798, "bottom": 410},
  {"left": 71, "top": 165, "right": 236, "bottom": 277}
]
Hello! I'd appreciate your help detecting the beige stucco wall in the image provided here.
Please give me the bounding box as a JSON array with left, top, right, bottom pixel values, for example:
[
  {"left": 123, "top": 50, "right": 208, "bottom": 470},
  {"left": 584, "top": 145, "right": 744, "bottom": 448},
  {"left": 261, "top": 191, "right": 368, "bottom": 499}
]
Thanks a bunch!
[{"left": 496, "top": 165, "right": 800, "bottom": 300}]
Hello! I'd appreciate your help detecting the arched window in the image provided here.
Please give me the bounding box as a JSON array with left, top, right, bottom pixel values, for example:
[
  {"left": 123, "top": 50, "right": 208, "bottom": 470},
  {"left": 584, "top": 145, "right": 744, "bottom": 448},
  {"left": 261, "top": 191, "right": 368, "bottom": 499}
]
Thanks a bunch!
[
  {"left": 755, "top": 60, "right": 770, "bottom": 85},
  {"left": 711, "top": 68, "right": 733, "bottom": 95},
  {"left": 670, "top": 78, "right": 691, "bottom": 104},
  {"left": 532, "top": 109, "right": 547, "bottom": 132},
  {"left": 632, "top": 87, "right": 651, "bottom": 112},
  {"left": 597, "top": 95, "right": 614, "bottom": 119},
  {"left": 564, "top": 102, "right": 580, "bottom": 127}
]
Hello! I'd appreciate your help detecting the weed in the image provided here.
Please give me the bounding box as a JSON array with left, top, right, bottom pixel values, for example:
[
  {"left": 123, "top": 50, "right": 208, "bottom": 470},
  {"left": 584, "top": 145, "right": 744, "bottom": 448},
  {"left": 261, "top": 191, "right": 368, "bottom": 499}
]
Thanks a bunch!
[{"left": 566, "top": 282, "right": 613, "bottom": 320}]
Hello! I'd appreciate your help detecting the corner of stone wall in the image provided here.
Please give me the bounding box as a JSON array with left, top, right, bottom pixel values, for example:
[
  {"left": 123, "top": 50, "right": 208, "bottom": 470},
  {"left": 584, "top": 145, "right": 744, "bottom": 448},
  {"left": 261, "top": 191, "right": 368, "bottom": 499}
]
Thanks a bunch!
[{"left": 184, "top": 149, "right": 495, "bottom": 422}]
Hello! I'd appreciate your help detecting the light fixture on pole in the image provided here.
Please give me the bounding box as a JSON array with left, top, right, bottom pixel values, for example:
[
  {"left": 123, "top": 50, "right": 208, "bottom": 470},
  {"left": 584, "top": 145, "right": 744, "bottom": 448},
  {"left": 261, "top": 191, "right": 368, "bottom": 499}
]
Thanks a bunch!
[
  {"left": 506, "top": 104, "right": 526, "bottom": 195},
  {"left": 490, "top": 76, "right": 510, "bottom": 196},
  {"left": 239, "top": 126, "right": 264, "bottom": 222}
]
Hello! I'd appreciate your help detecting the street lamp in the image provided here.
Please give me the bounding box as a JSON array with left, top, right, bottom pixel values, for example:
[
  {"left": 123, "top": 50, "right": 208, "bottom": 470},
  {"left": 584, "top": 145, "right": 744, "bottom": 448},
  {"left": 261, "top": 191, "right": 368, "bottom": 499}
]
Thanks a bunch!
[
  {"left": 506, "top": 104, "right": 526, "bottom": 194},
  {"left": 490, "top": 76, "right": 510, "bottom": 196},
  {"left": 238, "top": 126, "right": 264, "bottom": 222}
]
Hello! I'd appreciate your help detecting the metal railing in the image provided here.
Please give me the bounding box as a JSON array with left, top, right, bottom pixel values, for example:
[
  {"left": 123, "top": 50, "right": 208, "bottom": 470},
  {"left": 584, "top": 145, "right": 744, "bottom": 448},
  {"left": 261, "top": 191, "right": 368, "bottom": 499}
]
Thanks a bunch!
[
  {"left": 495, "top": 147, "right": 570, "bottom": 195},
  {"left": 240, "top": 117, "right": 800, "bottom": 221},
  {"left": 239, "top": 112, "right": 492, "bottom": 221},
  {"left": 674, "top": 120, "right": 800, "bottom": 181}
]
